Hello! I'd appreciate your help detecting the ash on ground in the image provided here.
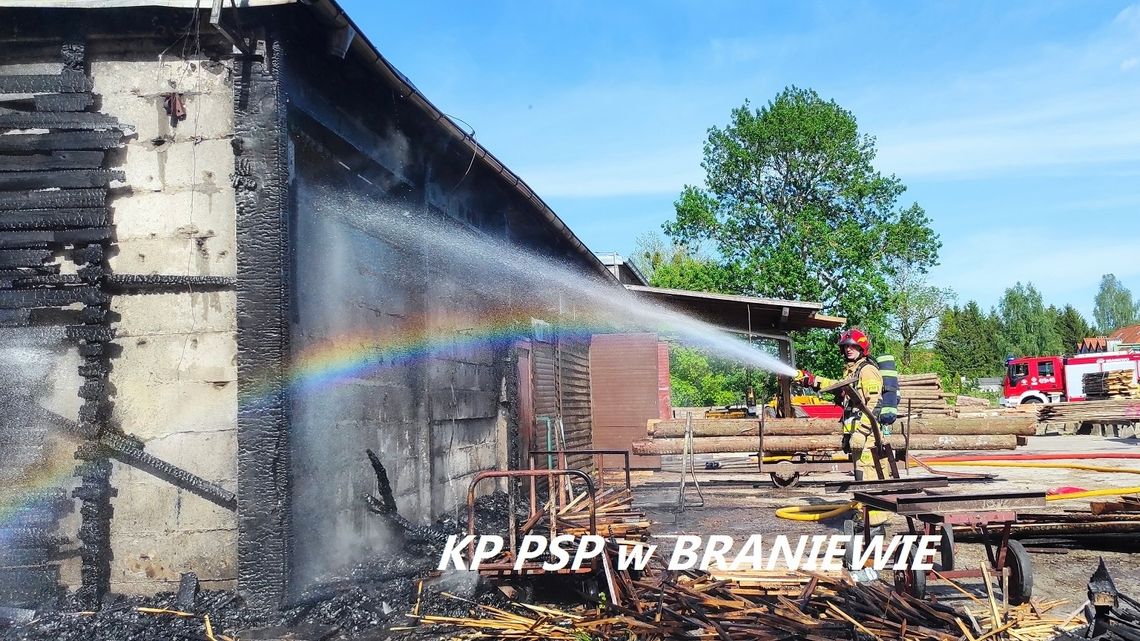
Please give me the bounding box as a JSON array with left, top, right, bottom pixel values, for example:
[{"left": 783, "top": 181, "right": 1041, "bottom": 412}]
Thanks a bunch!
[{"left": 1, "top": 492, "right": 537, "bottom": 641}]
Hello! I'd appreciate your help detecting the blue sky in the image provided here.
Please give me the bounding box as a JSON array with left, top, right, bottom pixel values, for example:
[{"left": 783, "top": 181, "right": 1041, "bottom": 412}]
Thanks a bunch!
[{"left": 342, "top": 0, "right": 1140, "bottom": 321}]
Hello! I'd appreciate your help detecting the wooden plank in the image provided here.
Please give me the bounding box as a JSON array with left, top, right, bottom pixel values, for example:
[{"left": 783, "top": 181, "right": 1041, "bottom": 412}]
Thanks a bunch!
[
  {"left": 0, "top": 286, "right": 104, "bottom": 310},
  {"left": 0, "top": 188, "right": 106, "bottom": 210},
  {"left": 0, "top": 151, "right": 105, "bottom": 171},
  {"left": 0, "top": 249, "right": 51, "bottom": 268},
  {"left": 0, "top": 72, "right": 89, "bottom": 95},
  {"left": 0, "top": 169, "right": 123, "bottom": 190},
  {"left": 0, "top": 208, "right": 106, "bottom": 230},
  {"left": 0, "top": 130, "right": 123, "bottom": 152},
  {"left": 0, "top": 111, "right": 122, "bottom": 131},
  {"left": 34, "top": 93, "right": 95, "bottom": 112},
  {"left": 0, "top": 227, "right": 112, "bottom": 248}
]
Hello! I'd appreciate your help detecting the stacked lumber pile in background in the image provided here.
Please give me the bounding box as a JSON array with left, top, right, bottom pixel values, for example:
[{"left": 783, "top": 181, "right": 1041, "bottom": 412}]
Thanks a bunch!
[
  {"left": 1083, "top": 370, "right": 1140, "bottom": 399},
  {"left": 898, "top": 373, "right": 954, "bottom": 416},
  {"left": 1037, "top": 399, "right": 1140, "bottom": 424},
  {"left": 630, "top": 415, "right": 1031, "bottom": 455}
]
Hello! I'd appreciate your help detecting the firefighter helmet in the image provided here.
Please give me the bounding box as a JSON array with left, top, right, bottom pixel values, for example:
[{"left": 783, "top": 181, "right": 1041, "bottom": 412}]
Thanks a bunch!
[{"left": 838, "top": 328, "right": 871, "bottom": 357}]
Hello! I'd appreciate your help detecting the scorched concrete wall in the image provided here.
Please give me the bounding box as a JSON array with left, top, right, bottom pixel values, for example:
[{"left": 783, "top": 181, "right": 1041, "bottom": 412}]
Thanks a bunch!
[{"left": 94, "top": 44, "right": 238, "bottom": 594}]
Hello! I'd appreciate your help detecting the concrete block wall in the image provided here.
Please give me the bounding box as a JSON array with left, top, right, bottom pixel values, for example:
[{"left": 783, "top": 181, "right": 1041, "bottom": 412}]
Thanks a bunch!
[{"left": 90, "top": 46, "right": 239, "bottom": 594}]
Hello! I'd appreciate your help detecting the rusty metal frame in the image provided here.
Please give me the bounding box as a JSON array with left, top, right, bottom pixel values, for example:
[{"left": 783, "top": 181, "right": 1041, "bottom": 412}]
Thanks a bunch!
[
  {"left": 853, "top": 487, "right": 1043, "bottom": 598},
  {"left": 825, "top": 476, "right": 950, "bottom": 495},
  {"left": 465, "top": 469, "right": 598, "bottom": 574},
  {"left": 529, "top": 449, "right": 632, "bottom": 491}
]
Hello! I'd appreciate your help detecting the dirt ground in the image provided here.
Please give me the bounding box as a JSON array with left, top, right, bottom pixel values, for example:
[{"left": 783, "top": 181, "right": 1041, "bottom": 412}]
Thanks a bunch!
[{"left": 628, "top": 434, "right": 1140, "bottom": 607}]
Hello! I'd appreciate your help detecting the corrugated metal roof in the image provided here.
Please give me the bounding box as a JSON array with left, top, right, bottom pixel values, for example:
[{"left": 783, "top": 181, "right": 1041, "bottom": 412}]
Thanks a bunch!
[{"left": 625, "top": 285, "right": 845, "bottom": 333}]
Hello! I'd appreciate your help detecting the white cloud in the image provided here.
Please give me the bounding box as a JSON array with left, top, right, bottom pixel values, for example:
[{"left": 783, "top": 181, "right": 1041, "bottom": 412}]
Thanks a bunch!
[{"left": 1123, "top": 57, "right": 1139, "bottom": 71}]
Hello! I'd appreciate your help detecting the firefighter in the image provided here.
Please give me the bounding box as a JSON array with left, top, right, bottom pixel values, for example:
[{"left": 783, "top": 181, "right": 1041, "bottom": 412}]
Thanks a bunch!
[{"left": 795, "top": 328, "right": 885, "bottom": 481}]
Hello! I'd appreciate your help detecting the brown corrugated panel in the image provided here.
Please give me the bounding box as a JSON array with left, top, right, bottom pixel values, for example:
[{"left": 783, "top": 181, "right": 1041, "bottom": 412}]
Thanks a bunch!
[
  {"left": 589, "top": 333, "right": 662, "bottom": 469},
  {"left": 657, "top": 341, "right": 672, "bottom": 420},
  {"left": 558, "top": 337, "right": 594, "bottom": 472},
  {"left": 529, "top": 336, "right": 594, "bottom": 474}
]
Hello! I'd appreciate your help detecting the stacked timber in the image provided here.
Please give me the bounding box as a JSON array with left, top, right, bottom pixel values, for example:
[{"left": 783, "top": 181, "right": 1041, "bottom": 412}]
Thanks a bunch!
[
  {"left": 632, "top": 432, "right": 1018, "bottom": 455},
  {"left": 1037, "top": 399, "right": 1140, "bottom": 424},
  {"left": 646, "top": 416, "right": 1035, "bottom": 438},
  {"left": 955, "top": 394, "right": 992, "bottom": 407},
  {"left": 898, "top": 373, "right": 954, "bottom": 416},
  {"left": 1083, "top": 370, "right": 1140, "bottom": 399}
]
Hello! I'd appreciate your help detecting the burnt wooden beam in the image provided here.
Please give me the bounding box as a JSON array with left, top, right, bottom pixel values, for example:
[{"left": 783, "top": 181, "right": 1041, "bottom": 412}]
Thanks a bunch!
[
  {"left": 0, "top": 188, "right": 107, "bottom": 210},
  {"left": 0, "top": 286, "right": 105, "bottom": 310},
  {"left": 0, "top": 91, "right": 94, "bottom": 111},
  {"left": 0, "top": 131, "right": 123, "bottom": 152},
  {"left": 35, "top": 93, "right": 95, "bottom": 112},
  {"left": 0, "top": 71, "right": 90, "bottom": 95},
  {"left": 0, "top": 227, "right": 113, "bottom": 249},
  {"left": 105, "top": 274, "right": 236, "bottom": 290},
  {"left": 0, "top": 208, "right": 106, "bottom": 230},
  {"left": 0, "top": 248, "right": 51, "bottom": 268},
  {"left": 0, "top": 169, "right": 124, "bottom": 191},
  {"left": 0, "top": 111, "right": 122, "bottom": 131},
  {"left": 0, "top": 151, "right": 105, "bottom": 172}
]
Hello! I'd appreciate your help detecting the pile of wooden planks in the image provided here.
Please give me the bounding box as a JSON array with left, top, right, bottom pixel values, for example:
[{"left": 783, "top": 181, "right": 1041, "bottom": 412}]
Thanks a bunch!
[
  {"left": 413, "top": 566, "right": 1086, "bottom": 641},
  {"left": 1036, "top": 398, "right": 1140, "bottom": 423},
  {"left": 1083, "top": 370, "right": 1140, "bottom": 400},
  {"left": 899, "top": 373, "right": 955, "bottom": 416},
  {"left": 546, "top": 486, "right": 650, "bottom": 542}
]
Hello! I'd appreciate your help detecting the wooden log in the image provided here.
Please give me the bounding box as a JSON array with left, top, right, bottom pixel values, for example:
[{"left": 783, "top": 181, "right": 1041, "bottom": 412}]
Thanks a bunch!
[
  {"left": 647, "top": 416, "right": 1036, "bottom": 438},
  {"left": 631, "top": 433, "right": 1018, "bottom": 455}
]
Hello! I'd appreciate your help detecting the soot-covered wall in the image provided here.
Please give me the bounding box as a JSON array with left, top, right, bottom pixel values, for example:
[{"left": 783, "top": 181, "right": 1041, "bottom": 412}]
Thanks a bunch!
[{"left": 277, "top": 19, "right": 600, "bottom": 592}]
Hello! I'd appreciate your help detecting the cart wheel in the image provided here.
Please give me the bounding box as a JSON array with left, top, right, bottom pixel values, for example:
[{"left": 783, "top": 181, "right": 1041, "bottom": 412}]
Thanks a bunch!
[
  {"left": 770, "top": 471, "right": 801, "bottom": 488},
  {"left": 1004, "top": 540, "right": 1033, "bottom": 605},
  {"left": 938, "top": 524, "right": 955, "bottom": 571},
  {"left": 894, "top": 568, "right": 927, "bottom": 599}
]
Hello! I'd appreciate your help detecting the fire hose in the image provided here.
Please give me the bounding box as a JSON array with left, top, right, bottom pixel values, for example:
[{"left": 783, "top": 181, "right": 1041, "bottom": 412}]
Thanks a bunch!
[{"left": 775, "top": 502, "right": 890, "bottom": 525}]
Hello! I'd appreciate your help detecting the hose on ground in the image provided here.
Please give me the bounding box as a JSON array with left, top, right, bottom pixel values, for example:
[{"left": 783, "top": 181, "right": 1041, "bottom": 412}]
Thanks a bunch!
[{"left": 775, "top": 501, "right": 890, "bottom": 525}]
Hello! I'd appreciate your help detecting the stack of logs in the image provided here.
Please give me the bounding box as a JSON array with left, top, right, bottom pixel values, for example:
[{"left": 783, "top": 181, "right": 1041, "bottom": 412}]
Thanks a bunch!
[
  {"left": 1083, "top": 371, "right": 1140, "bottom": 400},
  {"left": 898, "top": 373, "right": 954, "bottom": 416},
  {"left": 630, "top": 415, "right": 1031, "bottom": 455}
]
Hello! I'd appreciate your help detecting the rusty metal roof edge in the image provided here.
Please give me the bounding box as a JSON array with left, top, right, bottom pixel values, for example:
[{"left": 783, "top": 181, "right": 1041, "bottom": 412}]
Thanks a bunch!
[
  {"left": 624, "top": 284, "right": 825, "bottom": 312},
  {"left": 301, "top": 0, "right": 618, "bottom": 283}
]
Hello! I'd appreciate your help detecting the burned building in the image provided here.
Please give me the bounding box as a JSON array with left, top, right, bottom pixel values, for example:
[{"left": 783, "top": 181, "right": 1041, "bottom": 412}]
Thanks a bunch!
[{"left": 0, "top": 0, "right": 615, "bottom": 611}]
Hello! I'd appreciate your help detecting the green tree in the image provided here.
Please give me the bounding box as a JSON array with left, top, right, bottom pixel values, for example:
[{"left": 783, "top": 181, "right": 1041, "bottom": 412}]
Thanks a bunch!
[
  {"left": 935, "top": 302, "right": 1004, "bottom": 390},
  {"left": 663, "top": 86, "right": 940, "bottom": 373},
  {"left": 1092, "top": 273, "right": 1139, "bottom": 333},
  {"left": 668, "top": 344, "right": 768, "bottom": 407},
  {"left": 1052, "top": 304, "right": 1092, "bottom": 354},
  {"left": 887, "top": 260, "right": 955, "bottom": 370},
  {"left": 996, "top": 283, "right": 1064, "bottom": 357}
]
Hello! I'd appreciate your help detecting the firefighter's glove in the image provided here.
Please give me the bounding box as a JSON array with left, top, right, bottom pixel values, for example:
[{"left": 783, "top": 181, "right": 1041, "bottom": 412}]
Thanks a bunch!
[
  {"left": 796, "top": 369, "right": 818, "bottom": 389},
  {"left": 841, "top": 432, "right": 853, "bottom": 454}
]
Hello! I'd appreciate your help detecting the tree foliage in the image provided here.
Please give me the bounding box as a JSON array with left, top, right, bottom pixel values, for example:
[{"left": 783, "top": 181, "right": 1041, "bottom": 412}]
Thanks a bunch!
[
  {"left": 668, "top": 344, "right": 769, "bottom": 407},
  {"left": 1093, "top": 273, "right": 1138, "bottom": 333},
  {"left": 996, "top": 283, "right": 1064, "bottom": 358},
  {"left": 887, "top": 260, "right": 955, "bottom": 370},
  {"left": 664, "top": 86, "right": 941, "bottom": 346},
  {"left": 1052, "top": 304, "right": 1092, "bottom": 353},
  {"left": 934, "top": 302, "right": 1004, "bottom": 389}
]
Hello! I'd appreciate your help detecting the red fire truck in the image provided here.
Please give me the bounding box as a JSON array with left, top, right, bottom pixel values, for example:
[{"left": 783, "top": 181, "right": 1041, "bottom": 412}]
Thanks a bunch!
[{"left": 1001, "top": 351, "right": 1140, "bottom": 406}]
